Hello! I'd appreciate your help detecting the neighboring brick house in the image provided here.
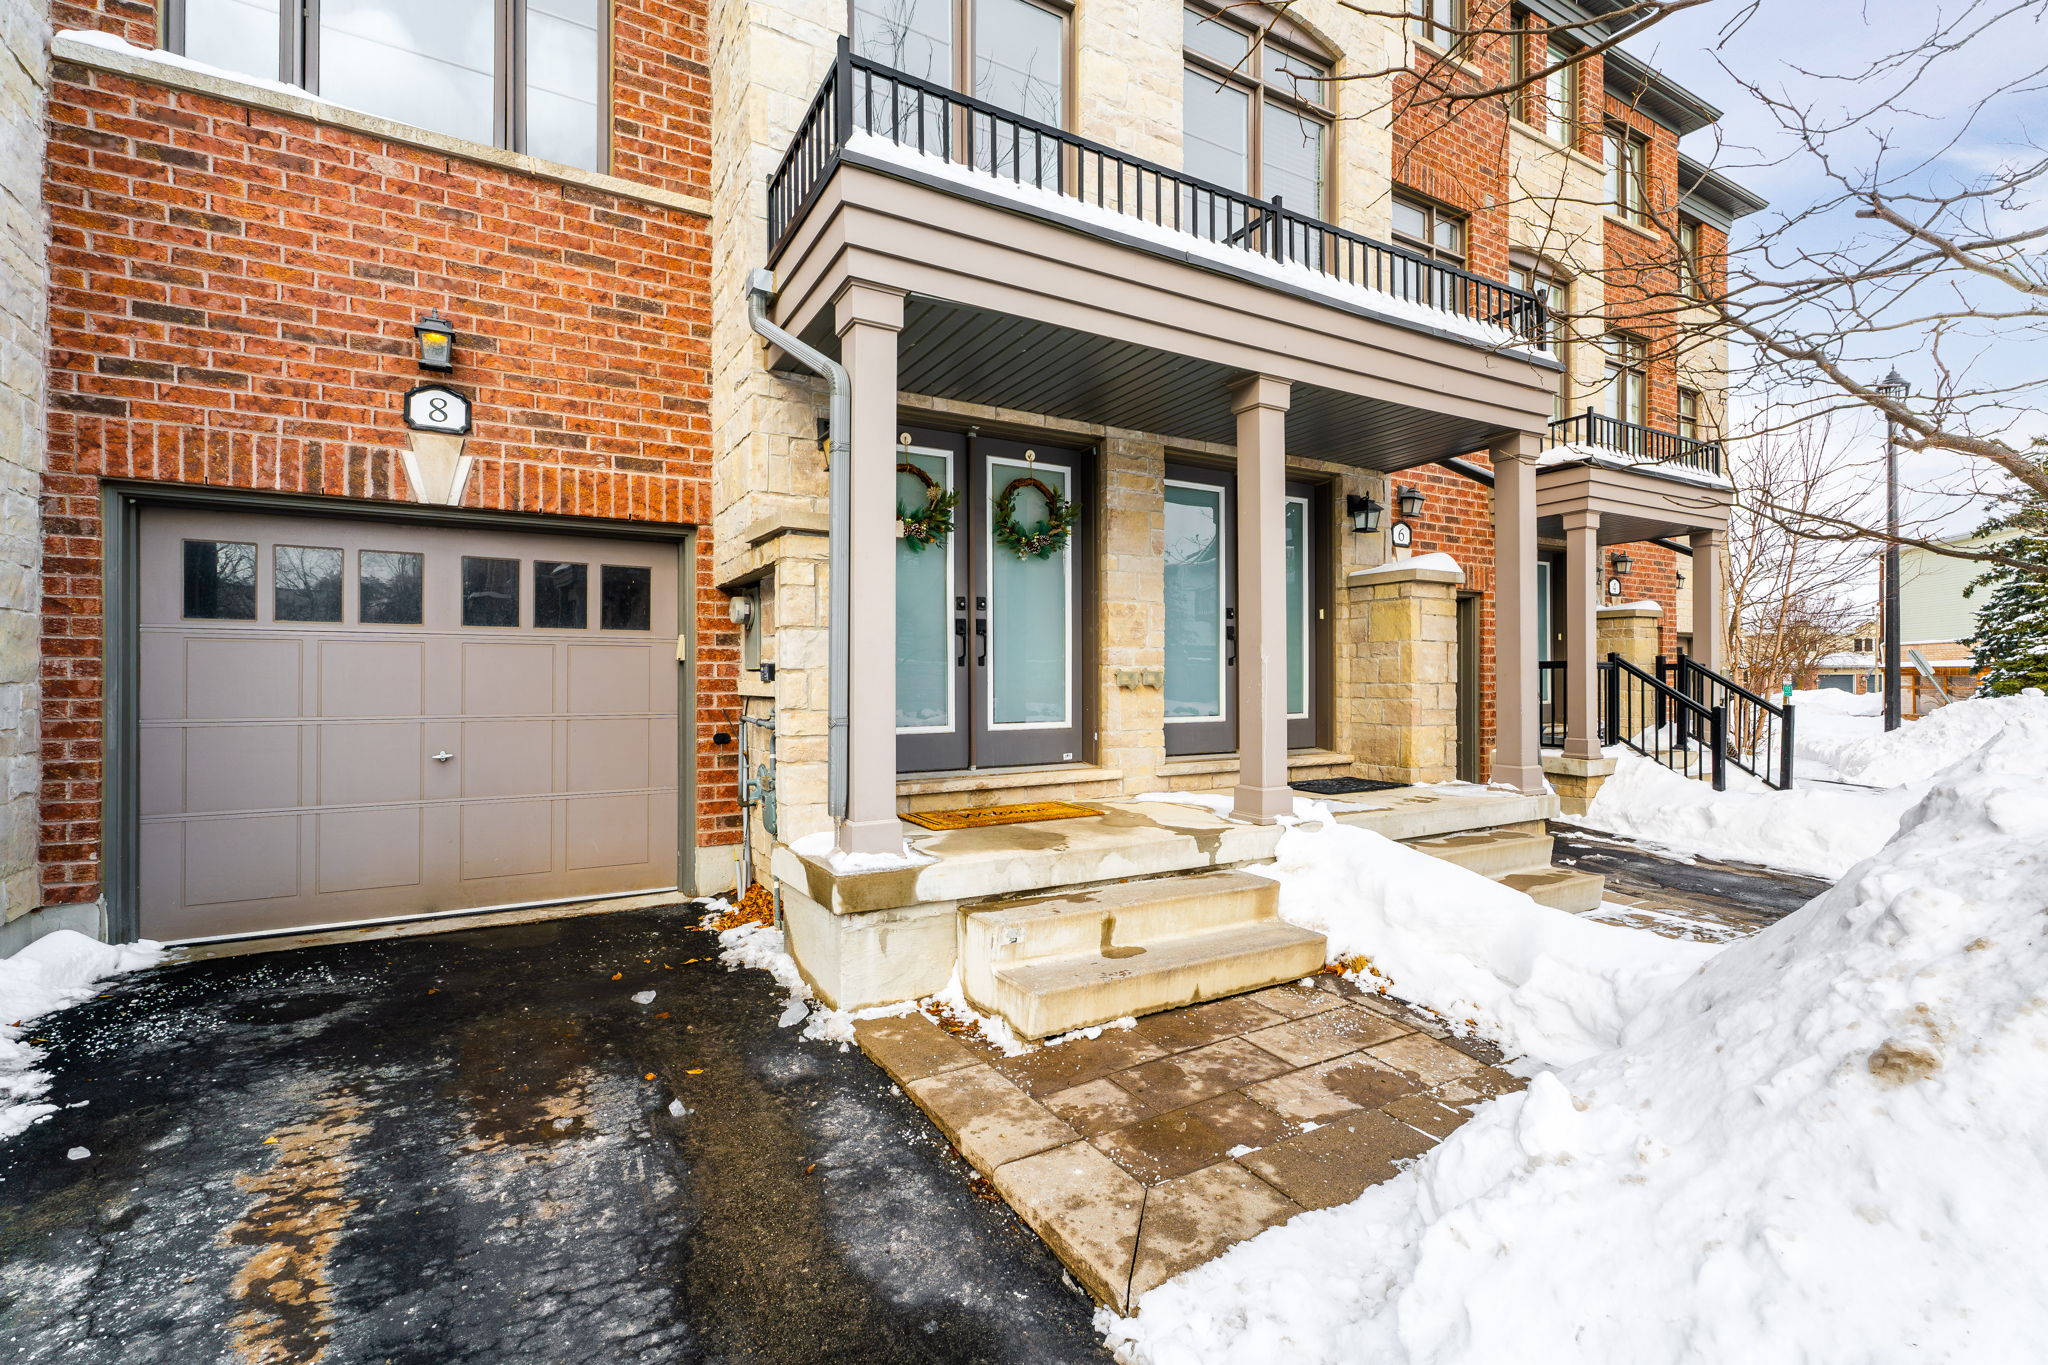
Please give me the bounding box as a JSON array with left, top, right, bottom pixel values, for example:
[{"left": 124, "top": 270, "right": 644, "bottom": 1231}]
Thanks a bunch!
[{"left": 25, "top": 0, "right": 728, "bottom": 945}]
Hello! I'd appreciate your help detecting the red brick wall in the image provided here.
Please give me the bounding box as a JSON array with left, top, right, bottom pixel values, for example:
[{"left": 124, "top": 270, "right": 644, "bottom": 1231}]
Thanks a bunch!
[
  {"left": 1404, "top": 460, "right": 1500, "bottom": 774},
  {"left": 39, "top": 1, "right": 731, "bottom": 908}
]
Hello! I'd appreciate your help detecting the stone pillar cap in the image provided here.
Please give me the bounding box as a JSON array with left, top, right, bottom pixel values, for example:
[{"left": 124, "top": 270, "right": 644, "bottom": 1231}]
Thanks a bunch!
[
  {"left": 1348, "top": 552, "right": 1464, "bottom": 586},
  {"left": 1598, "top": 601, "right": 1662, "bottom": 617}
]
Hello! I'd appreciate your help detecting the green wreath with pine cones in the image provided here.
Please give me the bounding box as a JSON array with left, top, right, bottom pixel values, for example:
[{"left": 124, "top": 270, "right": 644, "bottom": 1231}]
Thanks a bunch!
[
  {"left": 896, "top": 462, "right": 959, "bottom": 552},
  {"left": 993, "top": 476, "right": 1079, "bottom": 560}
]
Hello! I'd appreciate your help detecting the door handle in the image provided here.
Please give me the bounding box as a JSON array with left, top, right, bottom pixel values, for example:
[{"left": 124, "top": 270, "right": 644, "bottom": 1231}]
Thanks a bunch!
[
  {"left": 954, "top": 617, "right": 968, "bottom": 666},
  {"left": 1225, "top": 626, "right": 1237, "bottom": 667},
  {"left": 975, "top": 618, "right": 987, "bottom": 666},
  {"left": 431, "top": 751, "right": 455, "bottom": 763}
]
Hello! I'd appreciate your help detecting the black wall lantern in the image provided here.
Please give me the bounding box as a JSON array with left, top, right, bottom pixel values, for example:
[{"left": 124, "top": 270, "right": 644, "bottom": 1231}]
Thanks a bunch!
[
  {"left": 414, "top": 314, "right": 457, "bottom": 372},
  {"left": 1346, "top": 493, "right": 1384, "bottom": 533},
  {"left": 1610, "top": 550, "right": 1635, "bottom": 577},
  {"left": 1395, "top": 485, "right": 1427, "bottom": 520}
]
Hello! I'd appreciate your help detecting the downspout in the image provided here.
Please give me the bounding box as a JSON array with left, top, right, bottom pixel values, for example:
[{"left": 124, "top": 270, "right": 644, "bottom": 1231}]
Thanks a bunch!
[{"left": 747, "top": 268, "right": 850, "bottom": 821}]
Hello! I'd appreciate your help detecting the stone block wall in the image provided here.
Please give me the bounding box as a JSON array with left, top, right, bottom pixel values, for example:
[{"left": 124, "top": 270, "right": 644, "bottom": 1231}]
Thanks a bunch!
[
  {"left": 1, "top": 0, "right": 47, "bottom": 927},
  {"left": 1345, "top": 563, "right": 1465, "bottom": 784}
]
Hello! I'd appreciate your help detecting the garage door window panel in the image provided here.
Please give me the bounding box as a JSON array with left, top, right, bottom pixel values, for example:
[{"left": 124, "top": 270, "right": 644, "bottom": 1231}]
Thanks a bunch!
[
  {"left": 463, "top": 556, "right": 521, "bottom": 627},
  {"left": 184, "top": 540, "right": 258, "bottom": 620},
  {"left": 360, "top": 550, "right": 424, "bottom": 625},
  {"left": 534, "top": 561, "right": 590, "bottom": 629},
  {"left": 600, "top": 565, "right": 652, "bottom": 630},
  {"left": 274, "top": 545, "right": 344, "bottom": 622}
]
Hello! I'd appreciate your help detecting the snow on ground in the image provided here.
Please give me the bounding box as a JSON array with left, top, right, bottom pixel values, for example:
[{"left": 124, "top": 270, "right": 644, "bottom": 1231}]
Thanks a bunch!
[
  {"left": 1, "top": 931, "right": 163, "bottom": 1140},
  {"left": 786, "top": 829, "right": 935, "bottom": 875},
  {"left": 1105, "top": 713, "right": 2048, "bottom": 1365},
  {"left": 1252, "top": 817, "right": 1717, "bottom": 1068},
  {"left": 1577, "top": 689, "right": 2048, "bottom": 878}
]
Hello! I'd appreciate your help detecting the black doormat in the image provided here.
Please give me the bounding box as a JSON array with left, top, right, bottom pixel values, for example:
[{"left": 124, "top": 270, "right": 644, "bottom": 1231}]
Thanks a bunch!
[{"left": 1290, "top": 777, "right": 1409, "bottom": 796}]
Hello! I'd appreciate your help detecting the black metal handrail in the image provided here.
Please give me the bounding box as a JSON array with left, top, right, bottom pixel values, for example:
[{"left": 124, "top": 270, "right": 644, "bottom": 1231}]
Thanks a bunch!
[
  {"left": 765, "top": 39, "right": 1549, "bottom": 348},
  {"left": 1661, "top": 653, "right": 1796, "bottom": 790},
  {"left": 1602, "top": 652, "right": 1727, "bottom": 791},
  {"left": 1548, "top": 409, "right": 1724, "bottom": 477}
]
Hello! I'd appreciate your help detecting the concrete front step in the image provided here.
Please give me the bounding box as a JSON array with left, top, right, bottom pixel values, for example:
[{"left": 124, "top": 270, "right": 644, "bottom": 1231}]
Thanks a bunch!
[
  {"left": 1499, "top": 867, "right": 1607, "bottom": 913},
  {"left": 961, "top": 870, "right": 1325, "bottom": 1040},
  {"left": 1400, "top": 824, "right": 1553, "bottom": 878},
  {"left": 978, "top": 920, "right": 1329, "bottom": 1040}
]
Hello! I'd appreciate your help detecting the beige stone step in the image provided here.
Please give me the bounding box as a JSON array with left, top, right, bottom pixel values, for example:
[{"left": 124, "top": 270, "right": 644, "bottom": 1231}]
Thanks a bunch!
[
  {"left": 963, "top": 870, "right": 1278, "bottom": 972},
  {"left": 976, "top": 920, "right": 1329, "bottom": 1040},
  {"left": 1401, "top": 824, "right": 1554, "bottom": 878},
  {"left": 1499, "top": 867, "right": 1607, "bottom": 913}
]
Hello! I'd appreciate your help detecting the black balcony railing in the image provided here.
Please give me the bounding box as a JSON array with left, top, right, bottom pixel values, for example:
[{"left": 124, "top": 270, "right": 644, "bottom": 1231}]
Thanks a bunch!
[
  {"left": 766, "top": 40, "right": 1549, "bottom": 348},
  {"left": 1548, "top": 409, "right": 1724, "bottom": 477}
]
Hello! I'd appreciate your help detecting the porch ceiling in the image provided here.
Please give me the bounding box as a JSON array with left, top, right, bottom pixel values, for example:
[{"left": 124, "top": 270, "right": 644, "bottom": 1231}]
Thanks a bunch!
[{"left": 779, "top": 296, "right": 1517, "bottom": 470}]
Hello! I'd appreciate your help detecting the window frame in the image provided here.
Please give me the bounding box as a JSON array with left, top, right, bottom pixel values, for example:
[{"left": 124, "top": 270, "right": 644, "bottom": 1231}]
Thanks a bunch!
[
  {"left": 1604, "top": 121, "right": 1650, "bottom": 223},
  {"left": 1512, "top": 11, "right": 1578, "bottom": 146},
  {"left": 1182, "top": 2, "right": 1337, "bottom": 214},
  {"left": 849, "top": 0, "right": 1075, "bottom": 128},
  {"left": 1677, "top": 216, "right": 1704, "bottom": 298},
  {"left": 1676, "top": 385, "right": 1705, "bottom": 442},
  {"left": 161, "top": 0, "right": 613, "bottom": 172},
  {"left": 1408, "top": 0, "right": 1467, "bottom": 52},
  {"left": 1601, "top": 331, "right": 1650, "bottom": 427},
  {"left": 1391, "top": 189, "right": 1467, "bottom": 267},
  {"left": 1509, "top": 252, "right": 1570, "bottom": 415}
]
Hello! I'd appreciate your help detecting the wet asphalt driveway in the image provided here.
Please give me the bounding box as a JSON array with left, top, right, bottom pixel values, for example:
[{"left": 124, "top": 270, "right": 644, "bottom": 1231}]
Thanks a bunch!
[{"left": 0, "top": 905, "right": 1110, "bottom": 1365}]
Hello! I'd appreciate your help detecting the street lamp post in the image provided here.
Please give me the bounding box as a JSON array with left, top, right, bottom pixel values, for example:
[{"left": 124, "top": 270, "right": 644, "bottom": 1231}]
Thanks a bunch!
[{"left": 1875, "top": 369, "right": 1910, "bottom": 731}]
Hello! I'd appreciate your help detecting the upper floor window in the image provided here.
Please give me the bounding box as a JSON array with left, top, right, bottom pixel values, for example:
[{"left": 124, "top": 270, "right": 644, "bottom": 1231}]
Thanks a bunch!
[
  {"left": 167, "top": 0, "right": 606, "bottom": 171},
  {"left": 852, "top": 0, "right": 1068, "bottom": 129},
  {"left": 1514, "top": 13, "right": 1577, "bottom": 145},
  {"left": 1677, "top": 217, "right": 1704, "bottom": 297},
  {"left": 1509, "top": 254, "right": 1569, "bottom": 416},
  {"left": 1605, "top": 122, "right": 1650, "bottom": 223},
  {"left": 1408, "top": 0, "right": 1466, "bottom": 50},
  {"left": 1392, "top": 191, "right": 1465, "bottom": 266},
  {"left": 1181, "top": 4, "right": 1334, "bottom": 217},
  {"left": 1677, "top": 386, "right": 1705, "bottom": 442},
  {"left": 1602, "top": 332, "right": 1649, "bottom": 427}
]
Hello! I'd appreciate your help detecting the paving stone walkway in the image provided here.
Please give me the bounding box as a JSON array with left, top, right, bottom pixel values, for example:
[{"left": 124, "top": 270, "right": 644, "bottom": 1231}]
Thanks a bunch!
[{"left": 855, "top": 981, "right": 1520, "bottom": 1313}]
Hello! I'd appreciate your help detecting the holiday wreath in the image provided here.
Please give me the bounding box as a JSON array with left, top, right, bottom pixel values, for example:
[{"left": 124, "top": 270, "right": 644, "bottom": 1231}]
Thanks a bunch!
[
  {"left": 993, "top": 475, "right": 1079, "bottom": 560},
  {"left": 896, "top": 462, "right": 959, "bottom": 552}
]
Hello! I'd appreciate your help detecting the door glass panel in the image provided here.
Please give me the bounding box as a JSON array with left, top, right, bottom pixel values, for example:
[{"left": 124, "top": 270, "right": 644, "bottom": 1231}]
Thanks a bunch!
[
  {"left": 534, "top": 560, "right": 589, "bottom": 629},
  {"left": 318, "top": 0, "right": 496, "bottom": 146},
  {"left": 600, "top": 565, "right": 652, "bottom": 630},
  {"left": 184, "top": 0, "right": 283, "bottom": 83},
  {"left": 183, "top": 540, "right": 257, "bottom": 620},
  {"left": 526, "top": 0, "right": 602, "bottom": 170},
  {"left": 360, "top": 550, "right": 424, "bottom": 625},
  {"left": 462, "top": 556, "right": 520, "bottom": 627},
  {"left": 1285, "top": 498, "right": 1310, "bottom": 718},
  {"left": 897, "top": 449, "right": 955, "bottom": 732},
  {"left": 987, "top": 461, "right": 1070, "bottom": 727},
  {"left": 274, "top": 545, "right": 344, "bottom": 622},
  {"left": 1164, "top": 482, "right": 1226, "bottom": 721}
]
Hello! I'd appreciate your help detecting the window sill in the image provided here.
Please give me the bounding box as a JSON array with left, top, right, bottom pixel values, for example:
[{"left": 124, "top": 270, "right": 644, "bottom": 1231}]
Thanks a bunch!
[
  {"left": 1508, "top": 119, "right": 1605, "bottom": 177},
  {"left": 1408, "top": 37, "right": 1485, "bottom": 84},
  {"left": 52, "top": 31, "right": 709, "bottom": 219},
  {"left": 1602, "top": 211, "right": 1665, "bottom": 243}
]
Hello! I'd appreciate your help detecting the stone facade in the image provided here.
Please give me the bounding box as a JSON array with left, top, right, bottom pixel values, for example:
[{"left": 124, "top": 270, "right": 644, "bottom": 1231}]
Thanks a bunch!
[
  {"left": 708, "top": 0, "right": 1730, "bottom": 871},
  {"left": 1, "top": 0, "right": 48, "bottom": 933}
]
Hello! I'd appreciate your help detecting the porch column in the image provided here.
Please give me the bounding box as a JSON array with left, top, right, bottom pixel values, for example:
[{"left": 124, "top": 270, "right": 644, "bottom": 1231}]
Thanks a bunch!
[
  {"left": 1490, "top": 431, "right": 1545, "bottom": 792},
  {"left": 1562, "top": 508, "right": 1602, "bottom": 759},
  {"left": 834, "top": 283, "right": 907, "bottom": 855},
  {"left": 1689, "top": 526, "right": 1725, "bottom": 672},
  {"left": 1231, "top": 375, "right": 1293, "bottom": 823}
]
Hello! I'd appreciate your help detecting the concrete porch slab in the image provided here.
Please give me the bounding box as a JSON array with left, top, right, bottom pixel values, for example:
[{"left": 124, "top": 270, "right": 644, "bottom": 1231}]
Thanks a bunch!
[{"left": 852, "top": 981, "right": 1527, "bottom": 1314}]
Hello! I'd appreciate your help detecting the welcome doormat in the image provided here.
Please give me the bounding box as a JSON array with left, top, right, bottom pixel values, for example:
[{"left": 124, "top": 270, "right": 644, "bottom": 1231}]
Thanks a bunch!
[
  {"left": 1290, "top": 777, "right": 1409, "bottom": 796},
  {"left": 900, "top": 801, "right": 1102, "bottom": 831}
]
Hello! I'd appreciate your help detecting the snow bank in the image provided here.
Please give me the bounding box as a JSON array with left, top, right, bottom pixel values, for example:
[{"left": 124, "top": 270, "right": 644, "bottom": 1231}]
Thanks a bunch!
[
  {"left": 1, "top": 931, "right": 163, "bottom": 1140},
  {"left": 1107, "top": 713, "right": 2048, "bottom": 1365},
  {"left": 1798, "top": 689, "right": 2048, "bottom": 788},
  {"left": 1583, "top": 753, "right": 1921, "bottom": 878},
  {"left": 1255, "top": 818, "right": 1716, "bottom": 1067}
]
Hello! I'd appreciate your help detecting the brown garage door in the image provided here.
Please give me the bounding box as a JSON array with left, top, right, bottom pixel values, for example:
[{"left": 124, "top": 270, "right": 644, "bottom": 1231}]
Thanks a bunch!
[{"left": 136, "top": 507, "right": 682, "bottom": 941}]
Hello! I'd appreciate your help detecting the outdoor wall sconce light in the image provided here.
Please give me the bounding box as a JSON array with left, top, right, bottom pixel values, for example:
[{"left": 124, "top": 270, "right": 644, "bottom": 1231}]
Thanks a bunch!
[
  {"left": 1346, "top": 493, "right": 1384, "bottom": 533},
  {"left": 1395, "top": 485, "right": 1427, "bottom": 520},
  {"left": 414, "top": 314, "right": 457, "bottom": 372},
  {"left": 1610, "top": 550, "right": 1635, "bottom": 577}
]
